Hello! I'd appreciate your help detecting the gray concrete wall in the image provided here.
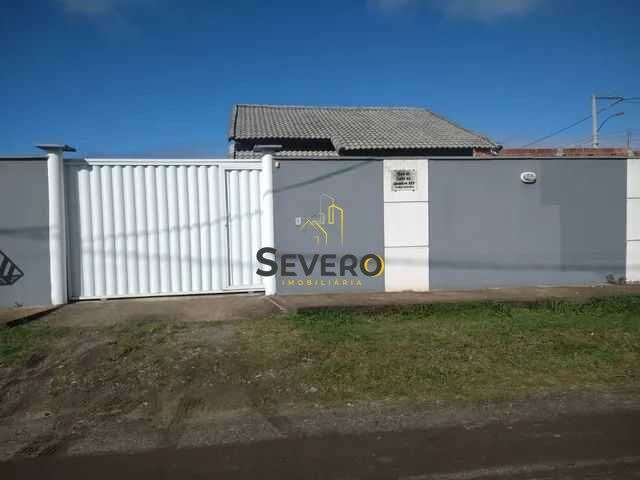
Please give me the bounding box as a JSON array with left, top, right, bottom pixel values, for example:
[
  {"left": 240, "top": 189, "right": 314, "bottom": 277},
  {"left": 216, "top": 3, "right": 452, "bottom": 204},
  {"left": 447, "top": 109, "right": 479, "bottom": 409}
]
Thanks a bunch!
[
  {"left": 0, "top": 160, "right": 51, "bottom": 306},
  {"left": 429, "top": 159, "right": 627, "bottom": 289},
  {"left": 273, "top": 160, "right": 385, "bottom": 294}
]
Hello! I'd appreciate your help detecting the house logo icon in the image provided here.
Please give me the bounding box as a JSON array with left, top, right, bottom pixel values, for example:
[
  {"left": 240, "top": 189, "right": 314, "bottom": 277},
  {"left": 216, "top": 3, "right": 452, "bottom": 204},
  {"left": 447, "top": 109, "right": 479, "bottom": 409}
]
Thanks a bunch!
[
  {"left": 0, "top": 250, "right": 24, "bottom": 286},
  {"left": 298, "top": 193, "right": 345, "bottom": 246}
]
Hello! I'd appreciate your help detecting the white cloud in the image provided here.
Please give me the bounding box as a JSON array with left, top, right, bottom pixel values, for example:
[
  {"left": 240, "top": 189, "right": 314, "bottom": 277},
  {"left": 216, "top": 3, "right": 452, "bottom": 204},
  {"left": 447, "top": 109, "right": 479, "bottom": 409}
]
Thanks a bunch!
[{"left": 370, "top": 0, "right": 544, "bottom": 21}]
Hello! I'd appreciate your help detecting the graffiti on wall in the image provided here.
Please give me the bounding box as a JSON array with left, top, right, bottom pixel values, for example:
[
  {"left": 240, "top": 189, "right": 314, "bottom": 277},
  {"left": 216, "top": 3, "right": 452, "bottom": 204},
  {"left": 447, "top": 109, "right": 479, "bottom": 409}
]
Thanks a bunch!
[{"left": 0, "top": 250, "right": 24, "bottom": 286}]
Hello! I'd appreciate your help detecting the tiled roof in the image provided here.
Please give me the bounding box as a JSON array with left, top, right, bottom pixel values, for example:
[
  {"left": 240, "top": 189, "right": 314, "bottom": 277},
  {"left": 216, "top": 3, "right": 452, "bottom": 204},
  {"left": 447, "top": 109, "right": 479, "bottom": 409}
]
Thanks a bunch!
[
  {"left": 486, "top": 148, "right": 639, "bottom": 158},
  {"left": 234, "top": 149, "right": 339, "bottom": 159},
  {"left": 229, "top": 104, "right": 498, "bottom": 153}
]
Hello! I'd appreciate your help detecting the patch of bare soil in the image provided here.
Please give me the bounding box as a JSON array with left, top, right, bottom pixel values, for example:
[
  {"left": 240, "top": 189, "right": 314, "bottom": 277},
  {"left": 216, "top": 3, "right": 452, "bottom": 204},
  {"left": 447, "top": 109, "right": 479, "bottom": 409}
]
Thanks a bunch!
[{"left": 0, "top": 316, "right": 256, "bottom": 459}]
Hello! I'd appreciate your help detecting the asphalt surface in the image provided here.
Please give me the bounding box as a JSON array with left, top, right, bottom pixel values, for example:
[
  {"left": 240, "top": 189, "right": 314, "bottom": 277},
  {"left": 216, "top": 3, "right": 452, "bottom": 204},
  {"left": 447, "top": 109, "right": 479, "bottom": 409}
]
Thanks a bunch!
[{"left": 2, "top": 409, "right": 639, "bottom": 479}]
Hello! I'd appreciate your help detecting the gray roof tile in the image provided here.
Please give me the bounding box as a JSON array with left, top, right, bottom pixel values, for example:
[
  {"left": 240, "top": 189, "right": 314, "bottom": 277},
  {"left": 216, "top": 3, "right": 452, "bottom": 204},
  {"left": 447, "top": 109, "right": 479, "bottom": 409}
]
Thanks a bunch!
[
  {"left": 234, "top": 149, "right": 339, "bottom": 159},
  {"left": 229, "top": 104, "right": 498, "bottom": 152}
]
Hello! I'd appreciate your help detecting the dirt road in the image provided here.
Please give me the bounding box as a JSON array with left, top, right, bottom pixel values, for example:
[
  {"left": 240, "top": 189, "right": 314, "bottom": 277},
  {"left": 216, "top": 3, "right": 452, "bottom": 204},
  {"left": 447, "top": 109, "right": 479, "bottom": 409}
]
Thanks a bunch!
[
  {"left": 2, "top": 292, "right": 640, "bottom": 477},
  {"left": 2, "top": 408, "right": 639, "bottom": 479}
]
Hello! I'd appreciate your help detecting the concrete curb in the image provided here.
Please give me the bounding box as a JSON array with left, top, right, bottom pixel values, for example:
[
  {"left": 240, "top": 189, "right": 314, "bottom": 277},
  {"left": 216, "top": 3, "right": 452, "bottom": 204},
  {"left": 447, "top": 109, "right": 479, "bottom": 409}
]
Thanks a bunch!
[
  {"left": 273, "top": 285, "right": 640, "bottom": 315},
  {"left": 0, "top": 305, "right": 60, "bottom": 329}
]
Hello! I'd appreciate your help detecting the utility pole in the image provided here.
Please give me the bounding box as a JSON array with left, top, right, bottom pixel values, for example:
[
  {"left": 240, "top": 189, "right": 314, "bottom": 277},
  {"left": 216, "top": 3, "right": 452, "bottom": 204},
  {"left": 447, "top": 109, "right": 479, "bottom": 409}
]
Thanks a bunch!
[
  {"left": 592, "top": 95, "right": 598, "bottom": 147},
  {"left": 591, "top": 95, "right": 636, "bottom": 147}
]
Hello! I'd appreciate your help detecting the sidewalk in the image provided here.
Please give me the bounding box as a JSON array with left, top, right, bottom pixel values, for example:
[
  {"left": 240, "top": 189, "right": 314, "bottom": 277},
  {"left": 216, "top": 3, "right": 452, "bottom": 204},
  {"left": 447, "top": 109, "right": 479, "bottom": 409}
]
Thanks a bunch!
[
  {"left": 3, "top": 284, "right": 640, "bottom": 329},
  {"left": 274, "top": 284, "right": 640, "bottom": 313},
  {"left": 0, "top": 305, "right": 59, "bottom": 328}
]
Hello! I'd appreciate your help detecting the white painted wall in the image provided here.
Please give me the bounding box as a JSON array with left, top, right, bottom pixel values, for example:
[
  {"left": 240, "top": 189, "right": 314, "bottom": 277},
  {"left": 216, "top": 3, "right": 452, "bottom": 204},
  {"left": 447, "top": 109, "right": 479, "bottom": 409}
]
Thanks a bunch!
[
  {"left": 45, "top": 148, "right": 68, "bottom": 305},
  {"left": 259, "top": 154, "right": 276, "bottom": 296},
  {"left": 627, "top": 159, "right": 640, "bottom": 282},
  {"left": 384, "top": 202, "right": 429, "bottom": 247},
  {"left": 382, "top": 159, "right": 429, "bottom": 291},
  {"left": 65, "top": 159, "right": 263, "bottom": 299}
]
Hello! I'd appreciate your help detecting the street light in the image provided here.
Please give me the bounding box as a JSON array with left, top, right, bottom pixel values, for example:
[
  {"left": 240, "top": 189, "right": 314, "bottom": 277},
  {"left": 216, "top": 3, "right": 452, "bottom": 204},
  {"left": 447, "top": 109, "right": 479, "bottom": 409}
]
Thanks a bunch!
[
  {"left": 592, "top": 96, "right": 624, "bottom": 147},
  {"left": 597, "top": 111, "right": 624, "bottom": 135},
  {"left": 591, "top": 94, "right": 640, "bottom": 147}
]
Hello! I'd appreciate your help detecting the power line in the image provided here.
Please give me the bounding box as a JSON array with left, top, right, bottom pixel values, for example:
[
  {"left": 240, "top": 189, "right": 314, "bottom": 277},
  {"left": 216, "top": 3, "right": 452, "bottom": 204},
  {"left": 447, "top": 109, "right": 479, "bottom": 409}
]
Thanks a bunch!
[
  {"left": 565, "top": 131, "right": 633, "bottom": 148},
  {"left": 562, "top": 127, "right": 640, "bottom": 148},
  {"left": 521, "top": 97, "right": 636, "bottom": 148},
  {"left": 522, "top": 114, "right": 593, "bottom": 147}
]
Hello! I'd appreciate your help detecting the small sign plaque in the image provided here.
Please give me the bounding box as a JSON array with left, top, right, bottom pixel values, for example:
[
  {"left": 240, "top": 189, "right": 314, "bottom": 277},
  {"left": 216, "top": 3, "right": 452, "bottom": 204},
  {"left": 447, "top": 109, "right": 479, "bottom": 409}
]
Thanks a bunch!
[{"left": 391, "top": 169, "right": 417, "bottom": 192}]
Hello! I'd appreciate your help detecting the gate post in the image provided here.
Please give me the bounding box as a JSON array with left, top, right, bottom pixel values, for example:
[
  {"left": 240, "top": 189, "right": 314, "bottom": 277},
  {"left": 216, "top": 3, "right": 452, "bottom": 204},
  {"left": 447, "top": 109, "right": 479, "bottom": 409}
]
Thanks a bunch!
[
  {"left": 260, "top": 152, "right": 277, "bottom": 295},
  {"left": 38, "top": 144, "right": 75, "bottom": 305}
]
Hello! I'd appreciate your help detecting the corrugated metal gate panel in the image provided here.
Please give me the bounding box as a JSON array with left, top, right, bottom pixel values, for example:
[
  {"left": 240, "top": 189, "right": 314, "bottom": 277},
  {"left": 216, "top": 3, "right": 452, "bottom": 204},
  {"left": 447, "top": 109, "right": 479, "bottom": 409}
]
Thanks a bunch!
[
  {"left": 65, "top": 160, "right": 262, "bottom": 299},
  {"left": 225, "top": 169, "right": 263, "bottom": 289}
]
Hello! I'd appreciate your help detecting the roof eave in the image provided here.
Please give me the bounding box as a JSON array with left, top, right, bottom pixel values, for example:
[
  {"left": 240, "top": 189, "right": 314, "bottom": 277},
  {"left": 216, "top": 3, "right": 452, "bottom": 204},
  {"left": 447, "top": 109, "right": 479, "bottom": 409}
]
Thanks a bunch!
[{"left": 228, "top": 104, "right": 239, "bottom": 140}]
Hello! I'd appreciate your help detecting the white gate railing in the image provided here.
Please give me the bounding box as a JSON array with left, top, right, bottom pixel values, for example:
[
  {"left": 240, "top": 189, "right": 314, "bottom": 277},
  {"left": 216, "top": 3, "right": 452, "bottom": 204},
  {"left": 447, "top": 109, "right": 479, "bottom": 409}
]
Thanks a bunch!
[{"left": 65, "top": 159, "right": 263, "bottom": 299}]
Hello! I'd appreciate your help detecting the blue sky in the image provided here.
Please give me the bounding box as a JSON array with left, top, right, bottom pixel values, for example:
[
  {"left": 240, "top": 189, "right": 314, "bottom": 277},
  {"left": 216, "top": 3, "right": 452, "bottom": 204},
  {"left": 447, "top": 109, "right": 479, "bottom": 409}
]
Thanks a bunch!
[{"left": 1, "top": 0, "right": 639, "bottom": 156}]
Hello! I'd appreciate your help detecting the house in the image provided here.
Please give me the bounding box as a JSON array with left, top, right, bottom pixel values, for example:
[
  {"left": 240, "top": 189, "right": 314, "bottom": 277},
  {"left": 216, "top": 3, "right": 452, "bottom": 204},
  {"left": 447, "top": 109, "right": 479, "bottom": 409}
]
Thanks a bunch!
[
  {"left": 228, "top": 104, "right": 500, "bottom": 158},
  {"left": 3, "top": 109, "right": 638, "bottom": 307}
]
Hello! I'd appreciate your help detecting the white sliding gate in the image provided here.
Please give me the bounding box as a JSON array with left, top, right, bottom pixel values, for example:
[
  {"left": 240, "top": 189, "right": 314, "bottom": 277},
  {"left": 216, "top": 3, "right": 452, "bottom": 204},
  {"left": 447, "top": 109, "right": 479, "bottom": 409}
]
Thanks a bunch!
[{"left": 64, "top": 159, "right": 263, "bottom": 299}]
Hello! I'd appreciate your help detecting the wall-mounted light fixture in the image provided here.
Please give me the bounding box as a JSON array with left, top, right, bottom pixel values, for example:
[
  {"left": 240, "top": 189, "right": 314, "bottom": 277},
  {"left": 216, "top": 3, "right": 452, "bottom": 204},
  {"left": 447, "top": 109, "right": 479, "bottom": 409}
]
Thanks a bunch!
[{"left": 520, "top": 171, "right": 537, "bottom": 184}]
